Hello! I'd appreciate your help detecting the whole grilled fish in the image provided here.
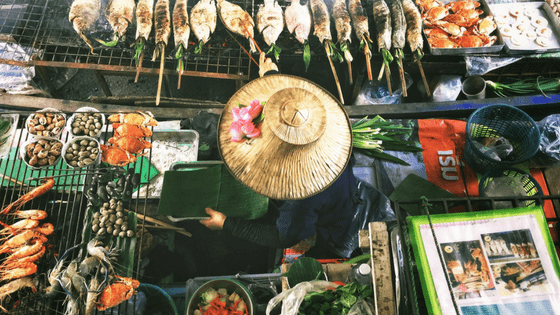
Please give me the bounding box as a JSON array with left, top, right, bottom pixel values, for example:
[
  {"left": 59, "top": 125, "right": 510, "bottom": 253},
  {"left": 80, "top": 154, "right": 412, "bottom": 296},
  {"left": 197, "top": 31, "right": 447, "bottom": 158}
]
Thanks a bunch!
[
  {"left": 153, "top": 0, "right": 171, "bottom": 60},
  {"left": 371, "top": 0, "right": 392, "bottom": 51},
  {"left": 401, "top": 0, "right": 423, "bottom": 52},
  {"left": 69, "top": 0, "right": 101, "bottom": 53},
  {"left": 257, "top": 0, "right": 284, "bottom": 47},
  {"left": 106, "top": 0, "right": 136, "bottom": 40},
  {"left": 190, "top": 0, "right": 217, "bottom": 44},
  {"left": 333, "top": 0, "right": 352, "bottom": 44},
  {"left": 135, "top": 0, "right": 153, "bottom": 42},
  {"left": 173, "top": 0, "right": 190, "bottom": 49},
  {"left": 348, "top": 0, "right": 369, "bottom": 41},
  {"left": 387, "top": 0, "right": 406, "bottom": 49},
  {"left": 310, "top": 0, "right": 332, "bottom": 44},
  {"left": 217, "top": 0, "right": 256, "bottom": 52},
  {"left": 284, "top": 0, "right": 311, "bottom": 44}
]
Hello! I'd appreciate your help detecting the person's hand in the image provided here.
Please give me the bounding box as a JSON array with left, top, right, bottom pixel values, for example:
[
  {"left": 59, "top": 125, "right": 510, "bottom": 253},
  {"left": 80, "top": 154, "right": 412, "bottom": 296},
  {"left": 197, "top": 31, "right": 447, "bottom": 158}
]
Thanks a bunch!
[
  {"left": 259, "top": 52, "right": 278, "bottom": 77},
  {"left": 199, "top": 207, "right": 226, "bottom": 230}
]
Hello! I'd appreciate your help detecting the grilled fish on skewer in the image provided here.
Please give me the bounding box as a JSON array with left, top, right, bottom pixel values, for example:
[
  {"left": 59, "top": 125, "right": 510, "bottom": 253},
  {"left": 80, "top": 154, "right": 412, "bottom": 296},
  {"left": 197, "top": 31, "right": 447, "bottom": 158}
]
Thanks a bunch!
[
  {"left": 333, "top": 0, "right": 353, "bottom": 83},
  {"left": 173, "top": 0, "right": 190, "bottom": 88},
  {"left": 371, "top": 0, "right": 393, "bottom": 91},
  {"left": 69, "top": 0, "right": 101, "bottom": 54},
  {"left": 285, "top": 0, "right": 311, "bottom": 44},
  {"left": 133, "top": 0, "right": 154, "bottom": 82},
  {"left": 257, "top": 0, "right": 284, "bottom": 59},
  {"left": 310, "top": 0, "right": 332, "bottom": 44},
  {"left": 190, "top": 0, "right": 217, "bottom": 52},
  {"left": 387, "top": 0, "right": 407, "bottom": 96},
  {"left": 349, "top": 0, "right": 373, "bottom": 80},
  {"left": 217, "top": 0, "right": 256, "bottom": 53},
  {"left": 402, "top": 0, "right": 429, "bottom": 96},
  {"left": 154, "top": 0, "right": 171, "bottom": 106},
  {"left": 106, "top": 0, "right": 136, "bottom": 41}
]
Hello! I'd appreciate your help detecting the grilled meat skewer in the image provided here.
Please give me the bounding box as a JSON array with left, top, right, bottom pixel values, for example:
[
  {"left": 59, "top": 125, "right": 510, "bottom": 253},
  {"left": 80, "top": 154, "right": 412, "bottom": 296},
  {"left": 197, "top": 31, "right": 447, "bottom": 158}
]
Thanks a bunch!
[
  {"left": 69, "top": 0, "right": 101, "bottom": 54},
  {"left": 133, "top": 0, "right": 154, "bottom": 82},
  {"left": 387, "top": 0, "right": 407, "bottom": 96},
  {"left": 217, "top": 0, "right": 257, "bottom": 53},
  {"left": 402, "top": 0, "right": 430, "bottom": 96},
  {"left": 154, "top": 0, "right": 171, "bottom": 106},
  {"left": 173, "top": 0, "right": 190, "bottom": 89},
  {"left": 371, "top": 0, "right": 393, "bottom": 93},
  {"left": 190, "top": 0, "right": 217, "bottom": 52}
]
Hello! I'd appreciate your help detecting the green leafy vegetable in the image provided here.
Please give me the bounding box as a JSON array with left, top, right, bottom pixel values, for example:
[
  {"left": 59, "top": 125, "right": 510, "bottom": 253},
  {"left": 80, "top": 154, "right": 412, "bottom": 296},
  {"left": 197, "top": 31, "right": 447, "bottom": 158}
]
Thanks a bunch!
[
  {"left": 378, "top": 48, "right": 393, "bottom": 81},
  {"left": 0, "top": 119, "right": 12, "bottom": 146},
  {"left": 326, "top": 41, "right": 343, "bottom": 63},
  {"left": 131, "top": 41, "right": 145, "bottom": 66},
  {"left": 267, "top": 44, "right": 282, "bottom": 61},
  {"left": 340, "top": 42, "right": 353, "bottom": 64},
  {"left": 303, "top": 41, "right": 311, "bottom": 72},
  {"left": 195, "top": 40, "right": 204, "bottom": 54},
  {"left": 486, "top": 77, "right": 560, "bottom": 97},
  {"left": 298, "top": 281, "right": 374, "bottom": 315},
  {"left": 95, "top": 37, "right": 118, "bottom": 47},
  {"left": 282, "top": 257, "right": 325, "bottom": 288}
]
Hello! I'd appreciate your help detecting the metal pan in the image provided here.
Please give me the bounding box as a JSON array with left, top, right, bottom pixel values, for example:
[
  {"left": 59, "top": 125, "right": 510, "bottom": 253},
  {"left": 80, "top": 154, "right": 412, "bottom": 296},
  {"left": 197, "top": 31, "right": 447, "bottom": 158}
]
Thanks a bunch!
[
  {"left": 489, "top": 1, "right": 560, "bottom": 54},
  {"left": 425, "top": 0, "right": 505, "bottom": 55}
]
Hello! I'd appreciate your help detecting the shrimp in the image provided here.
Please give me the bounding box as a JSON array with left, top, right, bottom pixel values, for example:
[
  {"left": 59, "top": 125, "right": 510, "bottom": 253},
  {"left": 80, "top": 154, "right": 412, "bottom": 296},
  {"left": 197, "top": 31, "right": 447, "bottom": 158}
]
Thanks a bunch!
[
  {"left": 34, "top": 222, "right": 54, "bottom": 236},
  {"left": 0, "top": 178, "right": 55, "bottom": 215},
  {"left": 2, "top": 245, "right": 45, "bottom": 268},
  {"left": 2, "top": 239, "right": 44, "bottom": 261},
  {"left": 0, "top": 219, "right": 39, "bottom": 236},
  {"left": 0, "top": 230, "right": 46, "bottom": 254},
  {"left": 0, "top": 277, "right": 36, "bottom": 313},
  {"left": 0, "top": 262, "right": 37, "bottom": 281},
  {"left": 79, "top": 256, "right": 101, "bottom": 277},
  {"left": 66, "top": 260, "right": 88, "bottom": 299},
  {"left": 10, "top": 210, "right": 47, "bottom": 220},
  {"left": 87, "top": 239, "right": 119, "bottom": 269},
  {"left": 85, "top": 276, "right": 101, "bottom": 315}
]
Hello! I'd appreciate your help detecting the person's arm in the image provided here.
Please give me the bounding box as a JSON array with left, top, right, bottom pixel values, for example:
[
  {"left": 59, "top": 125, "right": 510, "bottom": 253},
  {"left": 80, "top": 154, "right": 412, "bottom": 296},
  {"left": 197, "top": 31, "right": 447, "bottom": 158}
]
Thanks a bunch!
[
  {"left": 259, "top": 52, "right": 279, "bottom": 77},
  {"left": 200, "top": 208, "right": 298, "bottom": 248}
]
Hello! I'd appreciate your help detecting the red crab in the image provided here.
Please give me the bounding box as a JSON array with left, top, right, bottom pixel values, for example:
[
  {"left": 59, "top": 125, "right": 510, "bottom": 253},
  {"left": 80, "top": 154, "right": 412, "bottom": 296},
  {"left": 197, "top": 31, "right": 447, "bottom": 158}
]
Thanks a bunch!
[
  {"left": 107, "top": 136, "right": 152, "bottom": 154},
  {"left": 112, "top": 123, "right": 152, "bottom": 138},
  {"left": 96, "top": 276, "right": 140, "bottom": 311},
  {"left": 100, "top": 144, "right": 145, "bottom": 166}
]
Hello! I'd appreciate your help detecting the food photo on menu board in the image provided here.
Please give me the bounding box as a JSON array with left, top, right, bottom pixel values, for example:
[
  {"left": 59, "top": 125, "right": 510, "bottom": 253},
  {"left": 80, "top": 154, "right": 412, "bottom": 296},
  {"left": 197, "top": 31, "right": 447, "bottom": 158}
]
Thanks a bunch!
[{"left": 407, "top": 206, "right": 560, "bottom": 315}]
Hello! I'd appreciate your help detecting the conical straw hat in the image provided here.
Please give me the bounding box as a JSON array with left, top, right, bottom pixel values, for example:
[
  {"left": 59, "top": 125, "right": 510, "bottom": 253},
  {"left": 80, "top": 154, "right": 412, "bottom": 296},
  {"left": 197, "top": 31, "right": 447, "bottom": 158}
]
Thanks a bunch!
[{"left": 218, "top": 74, "right": 352, "bottom": 200}]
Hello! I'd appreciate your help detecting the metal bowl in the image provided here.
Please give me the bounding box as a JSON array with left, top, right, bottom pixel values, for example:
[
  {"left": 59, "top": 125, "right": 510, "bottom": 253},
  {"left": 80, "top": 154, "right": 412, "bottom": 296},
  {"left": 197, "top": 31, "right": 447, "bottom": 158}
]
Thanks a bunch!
[
  {"left": 186, "top": 278, "right": 254, "bottom": 315},
  {"left": 66, "top": 107, "right": 106, "bottom": 138}
]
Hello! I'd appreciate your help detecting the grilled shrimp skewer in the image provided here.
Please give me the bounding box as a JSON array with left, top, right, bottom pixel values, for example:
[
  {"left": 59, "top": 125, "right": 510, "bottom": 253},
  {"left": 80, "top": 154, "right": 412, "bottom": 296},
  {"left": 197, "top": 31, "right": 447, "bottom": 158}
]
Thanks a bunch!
[
  {"left": 371, "top": 0, "right": 393, "bottom": 94},
  {"left": 333, "top": 0, "right": 353, "bottom": 84},
  {"left": 105, "top": 0, "right": 136, "bottom": 43},
  {"left": 133, "top": 0, "right": 154, "bottom": 82},
  {"left": 310, "top": 0, "right": 344, "bottom": 104},
  {"left": 173, "top": 0, "right": 191, "bottom": 89},
  {"left": 402, "top": 0, "right": 430, "bottom": 96},
  {"left": 284, "top": 0, "right": 311, "bottom": 70},
  {"left": 69, "top": 0, "right": 101, "bottom": 54},
  {"left": 153, "top": 0, "right": 171, "bottom": 106},
  {"left": 217, "top": 0, "right": 259, "bottom": 53},
  {"left": 190, "top": 0, "right": 217, "bottom": 53},
  {"left": 257, "top": 0, "right": 284, "bottom": 60},
  {"left": 387, "top": 0, "right": 407, "bottom": 96},
  {"left": 349, "top": 0, "right": 373, "bottom": 80}
]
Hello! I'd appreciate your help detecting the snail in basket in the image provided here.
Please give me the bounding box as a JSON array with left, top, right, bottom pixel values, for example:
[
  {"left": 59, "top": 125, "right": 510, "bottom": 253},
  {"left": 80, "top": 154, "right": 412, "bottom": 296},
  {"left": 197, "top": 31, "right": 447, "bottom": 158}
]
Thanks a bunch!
[
  {"left": 27, "top": 112, "right": 66, "bottom": 137},
  {"left": 24, "top": 139, "right": 63, "bottom": 167}
]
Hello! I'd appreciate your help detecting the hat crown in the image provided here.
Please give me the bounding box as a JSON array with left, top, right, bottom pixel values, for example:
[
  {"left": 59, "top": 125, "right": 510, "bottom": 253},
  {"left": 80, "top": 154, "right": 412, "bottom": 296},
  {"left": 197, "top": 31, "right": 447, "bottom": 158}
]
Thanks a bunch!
[{"left": 281, "top": 101, "right": 309, "bottom": 127}]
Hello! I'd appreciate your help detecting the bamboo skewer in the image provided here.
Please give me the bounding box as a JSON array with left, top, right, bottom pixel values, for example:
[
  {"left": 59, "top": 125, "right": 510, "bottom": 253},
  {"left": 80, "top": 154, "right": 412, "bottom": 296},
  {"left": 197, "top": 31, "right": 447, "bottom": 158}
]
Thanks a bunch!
[
  {"left": 325, "top": 42, "right": 345, "bottom": 104},
  {"left": 156, "top": 46, "right": 166, "bottom": 106},
  {"left": 385, "top": 65, "right": 393, "bottom": 96},
  {"left": 135, "top": 49, "right": 144, "bottom": 83},
  {"left": 364, "top": 37, "right": 373, "bottom": 81},
  {"left": 398, "top": 53, "right": 407, "bottom": 97},
  {"left": 347, "top": 58, "right": 353, "bottom": 85},
  {"left": 228, "top": 31, "right": 259, "bottom": 67},
  {"left": 177, "top": 58, "right": 183, "bottom": 89},
  {"left": 417, "top": 55, "right": 431, "bottom": 97}
]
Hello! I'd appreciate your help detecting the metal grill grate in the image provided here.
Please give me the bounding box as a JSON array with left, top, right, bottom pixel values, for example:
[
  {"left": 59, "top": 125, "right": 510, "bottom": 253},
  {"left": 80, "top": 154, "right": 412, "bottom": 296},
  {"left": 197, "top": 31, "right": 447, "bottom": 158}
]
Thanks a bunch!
[{"left": 0, "top": 113, "right": 155, "bottom": 314}]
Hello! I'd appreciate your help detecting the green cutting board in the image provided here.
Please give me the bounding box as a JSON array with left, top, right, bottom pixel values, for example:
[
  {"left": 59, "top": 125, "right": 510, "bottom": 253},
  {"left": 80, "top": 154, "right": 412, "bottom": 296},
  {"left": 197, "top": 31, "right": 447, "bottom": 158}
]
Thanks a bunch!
[{"left": 158, "top": 164, "right": 269, "bottom": 219}]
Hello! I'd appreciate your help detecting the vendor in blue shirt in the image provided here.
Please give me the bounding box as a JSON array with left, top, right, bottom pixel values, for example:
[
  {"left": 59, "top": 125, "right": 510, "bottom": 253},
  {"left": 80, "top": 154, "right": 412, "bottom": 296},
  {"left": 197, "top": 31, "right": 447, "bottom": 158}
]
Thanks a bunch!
[{"left": 200, "top": 53, "right": 385, "bottom": 259}]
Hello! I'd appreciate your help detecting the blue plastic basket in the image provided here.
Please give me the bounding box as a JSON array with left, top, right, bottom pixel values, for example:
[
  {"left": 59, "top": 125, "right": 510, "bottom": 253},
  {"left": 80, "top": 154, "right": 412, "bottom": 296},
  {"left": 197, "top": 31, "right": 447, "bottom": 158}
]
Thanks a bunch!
[
  {"left": 464, "top": 104, "right": 540, "bottom": 174},
  {"left": 479, "top": 167, "right": 543, "bottom": 209}
]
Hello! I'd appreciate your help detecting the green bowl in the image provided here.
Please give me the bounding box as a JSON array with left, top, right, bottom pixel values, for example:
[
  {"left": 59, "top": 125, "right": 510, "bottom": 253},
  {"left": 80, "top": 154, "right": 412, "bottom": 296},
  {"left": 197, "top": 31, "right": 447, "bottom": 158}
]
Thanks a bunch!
[{"left": 186, "top": 278, "right": 254, "bottom": 315}]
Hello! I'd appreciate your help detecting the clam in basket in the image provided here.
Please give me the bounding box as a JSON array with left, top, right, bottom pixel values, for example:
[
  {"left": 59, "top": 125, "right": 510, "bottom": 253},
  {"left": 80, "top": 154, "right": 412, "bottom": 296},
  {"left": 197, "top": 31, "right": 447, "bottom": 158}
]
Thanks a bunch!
[
  {"left": 20, "top": 137, "right": 64, "bottom": 169},
  {"left": 62, "top": 136, "right": 101, "bottom": 168},
  {"left": 464, "top": 104, "right": 540, "bottom": 174},
  {"left": 66, "top": 107, "right": 106, "bottom": 138},
  {"left": 25, "top": 108, "right": 66, "bottom": 139}
]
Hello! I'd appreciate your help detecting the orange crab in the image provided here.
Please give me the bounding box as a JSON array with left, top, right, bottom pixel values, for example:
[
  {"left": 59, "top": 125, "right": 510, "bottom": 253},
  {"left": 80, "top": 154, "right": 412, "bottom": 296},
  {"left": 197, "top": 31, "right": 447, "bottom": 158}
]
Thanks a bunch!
[
  {"left": 108, "top": 112, "right": 158, "bottom": 126},
  {"left": 474, "top": 16, "right": 496, "bottom": 35},
  {"left": 452, "top": 34, "right": 496, "bottom": 47},
  {"left": 427, "top": 20, "right": 465, "bottom": 36},
  {"left": 107, "top": 136, "right": 152, "bottom": 154},
  {"left": 423, "top": 6, "right": 450, "bottom": 22},
  {"left": 101, "top": 145, "right": 145, "bottom": 166},
  {"left": 96, "top": 276, "right": 140, "bottom": 311},
  {"left": 428, "top": 37, "right": 459, "bottom": 48},
  {"left": 112, "top": 123, "right": 153, "bottom": 138},
  {"left": 443, "top": 13, "right": 479, "bottom": 27},
  {"left": 416, "top": 0, "right": 444, "bottom": 13},
  {"left": 446, "top": 0, "right": 480, "bottom": 14}
]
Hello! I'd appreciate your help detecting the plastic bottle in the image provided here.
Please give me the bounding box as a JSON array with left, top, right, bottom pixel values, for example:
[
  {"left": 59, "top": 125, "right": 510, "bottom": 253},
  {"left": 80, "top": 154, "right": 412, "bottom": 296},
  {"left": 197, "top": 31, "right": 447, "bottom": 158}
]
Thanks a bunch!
[{"left": 347, "top": 263, "right": 372, "bottom": 285}]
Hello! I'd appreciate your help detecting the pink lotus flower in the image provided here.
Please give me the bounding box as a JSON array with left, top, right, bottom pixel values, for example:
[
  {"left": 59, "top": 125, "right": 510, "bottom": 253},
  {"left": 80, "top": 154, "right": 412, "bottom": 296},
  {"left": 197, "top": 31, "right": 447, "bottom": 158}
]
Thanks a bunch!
[{"left": 229, "top": 99, "right": 264, "bottom": 142}]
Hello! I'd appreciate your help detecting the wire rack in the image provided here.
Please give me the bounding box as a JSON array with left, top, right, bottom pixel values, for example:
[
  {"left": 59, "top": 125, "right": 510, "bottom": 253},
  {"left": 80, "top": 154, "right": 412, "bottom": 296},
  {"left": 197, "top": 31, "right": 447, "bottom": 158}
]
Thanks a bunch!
[
  {"left": 393, "top": 195, "right": 560, "bottom": 315},
  {"left": 0, "top": 112, "right": 156, "bottom": 314}
]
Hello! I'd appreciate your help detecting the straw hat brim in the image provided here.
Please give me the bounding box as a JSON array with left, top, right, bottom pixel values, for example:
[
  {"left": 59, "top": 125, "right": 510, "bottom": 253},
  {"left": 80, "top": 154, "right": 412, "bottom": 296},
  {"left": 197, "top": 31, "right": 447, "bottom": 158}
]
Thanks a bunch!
[{"left": 218, "top": 74, "right": 352, "bottom": 200}]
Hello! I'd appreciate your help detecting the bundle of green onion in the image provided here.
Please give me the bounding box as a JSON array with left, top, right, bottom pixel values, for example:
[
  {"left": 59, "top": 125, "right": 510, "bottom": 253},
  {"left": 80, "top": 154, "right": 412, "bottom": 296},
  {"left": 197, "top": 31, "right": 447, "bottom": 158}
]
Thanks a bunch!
[
  {"left": 486, "top": 77, "right": 560, "bottom": 97},
  {"left": 352, "top": 115, "right": 422, "bottom": 165}
]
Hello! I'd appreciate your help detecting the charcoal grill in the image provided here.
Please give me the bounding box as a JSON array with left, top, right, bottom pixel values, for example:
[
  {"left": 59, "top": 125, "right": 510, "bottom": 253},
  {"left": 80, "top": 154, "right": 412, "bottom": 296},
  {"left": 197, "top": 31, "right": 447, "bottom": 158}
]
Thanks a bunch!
[{"left": 0, "top": 112, "right": 156, "bottom": 314}]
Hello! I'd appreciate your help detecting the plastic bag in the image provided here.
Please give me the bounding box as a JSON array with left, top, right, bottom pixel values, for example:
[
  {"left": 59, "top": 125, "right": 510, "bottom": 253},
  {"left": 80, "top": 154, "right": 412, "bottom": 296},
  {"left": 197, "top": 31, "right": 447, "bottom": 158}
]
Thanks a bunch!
[
  {"left": 180, "top": 112, "right": 220, "bottom": 160},
  {"left": 473, "top": 136, "right": 514, "bottom": 162},
  {"left": 332, "top": 180, "right": 396, "bottom": 258},
  {"left": 265, "top": 281, "right": 337, "bottom": 315},
  {"left": 347, "top": 298, "right": 375, "bottom": 315},
  {"left": 464, "top": 56, "right": 522, "bottom": 76},
  {"left": 419, "top": 75, "right": 462, "bottom": 102},
  {"left": 529, "top": 114, "right": 560, "bottom": 168},
  {"left": 353, "top": 72, "right": 413, "bottom": 105}
]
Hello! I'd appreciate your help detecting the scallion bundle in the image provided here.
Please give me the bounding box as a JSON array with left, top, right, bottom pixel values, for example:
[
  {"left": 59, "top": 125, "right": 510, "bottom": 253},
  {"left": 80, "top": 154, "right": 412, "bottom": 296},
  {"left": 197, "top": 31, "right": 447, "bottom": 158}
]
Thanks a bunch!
[
  {"left": 352, "top": 115, "right": 422, "bottom": 165},
  {"left": 486, "top": 77, "right": 560, "bottom": 97}
]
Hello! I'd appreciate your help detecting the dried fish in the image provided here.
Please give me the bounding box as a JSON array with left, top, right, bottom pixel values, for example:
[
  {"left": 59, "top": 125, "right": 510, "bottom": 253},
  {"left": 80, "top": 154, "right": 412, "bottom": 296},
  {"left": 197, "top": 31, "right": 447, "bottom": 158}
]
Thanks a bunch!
[
  {"left": 217, "top": 0, "right": 256, "bottom": 53},
  {"left": 257, "top": 0, "right": 284, "bottom": 58},
  {"left": 106, "top": 0, "right": 136, "bottom": 41},
  {"left": 153, "top": 0, "right": 171, "bottom": 61},
  {"left": 284, "top": 0, "right": 311, "bottom": 45},
  {"left": 310, "top": 0, "right": 332, "bottom": 44},
  {"left": 371, "top": 0, "right": 393, "bottom": 82},
  {"left": 387, "top": 0, "right": 407, "bottom": 96},
  {"left": 69, "top": 0, "right": 101, "bottom": 54},
  {"left": 173, "top": 0, "right": 190, "bottom": 88},
  {"left": 190, "top": 0, "right": 217, "bottom": 51}
]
